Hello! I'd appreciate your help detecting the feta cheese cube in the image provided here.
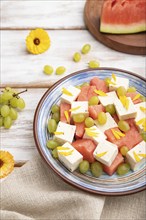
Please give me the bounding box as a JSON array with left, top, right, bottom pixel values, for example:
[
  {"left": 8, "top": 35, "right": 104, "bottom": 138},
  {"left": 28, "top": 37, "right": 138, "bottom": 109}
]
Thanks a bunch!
[
  {"left": 95, "top": 112, "right": 118, "bottom": 132},
  {"left": 57, "top": 142, "right": 83, "bottom": 172},
  {"left": 71, "top": 101, "right": 89, "bottom": 117},
  {"left": 114, "top": 97, "right": 137, "bottom": 120},
  {"left": 109, "top": 76, "right": 129, "bottom": 91},
  {"left": 98, "top": 91, "right": 119, "bottom": 107},
  {"left": 93, "top": 140, "right": 118, "bottom": 166},
  {"left": 54, "top": 121, "right": 76, "bottom": 144},
  {"left": 83, "top": 126, "right": 107, "bottom": 144},
  {"left": 134, "top": 102, "right": 146, "bottom": 131},
  {"left": 126, "top": 141, "right": 146, "bottom": 171},
  {"left": 61, "top": 85, "right": 80, "bottom": 104}
]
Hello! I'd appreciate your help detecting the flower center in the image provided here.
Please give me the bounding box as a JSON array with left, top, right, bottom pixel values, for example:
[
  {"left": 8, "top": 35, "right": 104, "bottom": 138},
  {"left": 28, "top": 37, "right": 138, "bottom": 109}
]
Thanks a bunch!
[
  {"left": 0, "top": 159, "right": 4, "bottom": 168},
  {"left": 33, "top": 38, "right": 40, "bottom": 45}
]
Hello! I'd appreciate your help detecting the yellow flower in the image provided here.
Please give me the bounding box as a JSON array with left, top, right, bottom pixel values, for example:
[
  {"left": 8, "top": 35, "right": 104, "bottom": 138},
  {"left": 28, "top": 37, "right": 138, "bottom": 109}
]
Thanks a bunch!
[
  {"left": 0, "top": 151, "right": 14, "bottom": 178},
  {"left": 26, "top": 28, "right": 51, "bottom": 54}
]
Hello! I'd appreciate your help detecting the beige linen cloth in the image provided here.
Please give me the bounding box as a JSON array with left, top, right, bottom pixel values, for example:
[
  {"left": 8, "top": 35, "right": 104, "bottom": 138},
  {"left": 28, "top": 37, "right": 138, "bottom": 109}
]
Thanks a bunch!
[{"left": 0, "top": 154, "right": 146, "bottom": 220}]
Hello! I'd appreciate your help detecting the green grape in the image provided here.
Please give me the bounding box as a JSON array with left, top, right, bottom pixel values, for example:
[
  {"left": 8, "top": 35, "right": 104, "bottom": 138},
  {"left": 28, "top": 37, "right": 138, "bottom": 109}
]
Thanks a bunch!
[
  {"left": 52, "top": 112, "right": 60, "bottom": 123},
  {"left": 104, "top": 77, "right": 111, "bottom": 86},
  {"left": 118, "top": 120, "right": 130, "bottom": 132},
  {"left": 48, "top": 119, "right": 57, "bottom": 133},
  {"left": 120, "top": 146, "right": 129, "bottom": 156},
  {"left": 1, "top": 105, "right": 10, "bottom": 117},
  {"left": 85, "top": 117, "right": 94, "bottom": 128},
  {"left": 43, "top": 65, "right": 53, "bottom": 75},
  {"left": 80, "top": 82, "right": 90, "bottom": 87},
  {"left": 10, "top": 97, "right": 18, "bottom": 108},
  {"left": 141, "top": 131, "right": 146, "bottom": 142},
  {"left": 1, "top": 92, "right": 13, "bottom": 101},
  {"left": 51, "top": 104, "right": 60, "bottom": 113},
  {"left": 0, "top": 116, "right": 4, "bottom": 127},
  {"left": 73, "top": 114, "right": 85, "bottom": 123},
  {"left": 127, "top": 87, "right": 136, "bottom": 93},
  {"left": 89, "top": 96, "right": 99, "bottom": 106},
  {"left": 81, "top": 44, "right": 91, "bottom": 54},
  {"left": 56, "top": 66, "right": 66, "bottom": 75},
  {"left": 75, "top": 85, "right": 81, "bottom": 89},
  {"left": 17, "top": 98, "right": 25, "bottom": 109},
  {"left": 97, "top": 112, "right": 107, "bottom": 125},
  {"left": 47, "top": 140, "right": 59, "bottom": 150},
  {"left": 4, "top": 116, "right": 12, "bottom": 129},
  {"left": 140, "top": 96, "right": 146, "bottom": 102},
  {"left": 88, "top": 60, "right": 100, "bottom": 69},
  {"left": 105, "top": 104, "right": 116, "bottom": 115},
  {"left": 79, "top": 160, "right": 90, "bottom": 174},
  {"left": 73, "top": 52, "right": 81, "bottom": 62},
  {"left": 0, "top": 94, "right": 4, "bottom": 104},
  {"left": 52, "top": 148, "right": 58, "bottom": 159},
  {"left": 117, "top": 163, "right": 130, "bottom": 176},
  {"left": 91, "top": 162, "right": 103, "bottom": 177},
  {"left": 117, "top": 86, "right": 127, "bottom": 97},
  {"left": 9, "top": 108, "right": 18, "bottom": 120}
]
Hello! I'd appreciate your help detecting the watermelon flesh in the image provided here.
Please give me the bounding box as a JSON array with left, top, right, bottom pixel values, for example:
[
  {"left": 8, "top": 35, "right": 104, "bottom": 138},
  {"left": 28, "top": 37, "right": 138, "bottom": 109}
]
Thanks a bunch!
[
  {"left": 89, "top": 104, "right": 105, "bottom": 120},
  {"left": 90, "top": 77, "right": 109, "bottom": 93},
  {"left": 100, "top": 0, "right": 146, "bottom": 34},
  {"left": 126, "top": 92, "right": 142, "bottom": 104},
  {"left": 74, "top": 122, "right": 85, "bottom": 139},
  {"left": 60, "top": 103, "right": 71, "bottom": 124}
]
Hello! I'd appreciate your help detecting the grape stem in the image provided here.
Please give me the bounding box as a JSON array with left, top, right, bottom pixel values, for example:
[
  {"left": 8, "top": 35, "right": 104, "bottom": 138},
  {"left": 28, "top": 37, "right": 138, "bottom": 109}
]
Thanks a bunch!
[{"left": 13, "top": 89, "right": 27, "bottom": 97}]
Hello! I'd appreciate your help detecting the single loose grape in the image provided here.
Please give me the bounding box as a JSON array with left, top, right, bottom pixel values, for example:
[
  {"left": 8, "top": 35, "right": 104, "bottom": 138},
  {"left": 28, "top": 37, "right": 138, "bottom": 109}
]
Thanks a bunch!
[
  {"left": 73, "top": 52, "right": 81, "bottom": 62},
  {"left": 56, "top": 66, "right": 66, "bottom": 75},
  {"left": 48, "top": 119, "right": 57, "bottom": 133},
  {"left": 0, "top": 116, "right": 4, "bottom": 127},
  {"left": 141, "top": 131, "right": 146, "bottom": 142},
  {"left": 43, "top": 65, "right": 54, "bottom": 75},
  {"left": 9, "top": 108, "right": 18, "bottom": 120},
  {"left": 117, "top": 86, "right": 127, "bottom": 97},
  {"left": 120, "top": 146, "right": 129, "bottom": 156},
  {"left": 51, "top": 104, "right": 60, "bottom": 113},
  {"left": 91, "top": 162, "right": 103, "bottom": 177},
  {"left": 1, "top": 105, "right": 10, "bottom": 117},
  {"left": 4, "top": 116, "right": 12, "bottom": 129},
  {"left": 105, "top": 104, "right": 116, "bottom": 115},
  {"left": 127, "top": 87, "right": 136, "bottom": 93},
  {"left": 118, "top": 120, "right": 130, "bottom": 132},
  {"left": 117, "top": 163, "right": 130, "bottom": 176},
  {"left": 52, "top": 148, "right": 58, "bottom": 159},
  {"left": 10, "top": 97, "right": 18, "bottom": 108},
  {"left": 73, "top": 114, "right": 85, "bottom": 123},
  {"left": 97, "top": 112, "right": 107, "bottom": 125},
  {"left": 1, "top": 92, "right": 13, "bottom": 101},
  {"left": 88, "top": 60, "right": 100, "bottom": 69},
  {"left": 52, "top": 112, "right": 60, "bottom": 123},
  {"left": 81, "top": 44, "right": 91, "bottom": 54},
  {"left": 89, "top": 96, "right": 99, "bottom": 106},
  {"left": 17, "top": 98, "right": 25, "bottom": 109},
  {"left": 85, "top": 117, "right": 94, "bottom": 128},
  {"left": 79, "top": 160, "right": 90, "bottom": 174},
  {"left": 47, "top": 140, "right": 59, "bottom": 150}
]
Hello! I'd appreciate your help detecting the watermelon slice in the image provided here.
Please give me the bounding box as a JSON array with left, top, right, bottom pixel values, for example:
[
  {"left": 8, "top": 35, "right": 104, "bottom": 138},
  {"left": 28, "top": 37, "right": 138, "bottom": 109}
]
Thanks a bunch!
[
  {"left": 90, "top": 77, "right": 108, "bottom": 92},
  {"left": 89, "top": 104, "right": 105, "bottom": 120},
  {"left": 60, "top": 103, "right": 71, "bottom": 124},
  {"left": 77, "top": 86, "right": 90, "bottom": 101},
  {"left": 74, "top": 122, "right": 85, "bottom": 139},
  {"left": 126, "top": 92, "right": 142, "bottom": 104},
  {"left": 100, "top": 0, "right": 146, "bottom": 34}
]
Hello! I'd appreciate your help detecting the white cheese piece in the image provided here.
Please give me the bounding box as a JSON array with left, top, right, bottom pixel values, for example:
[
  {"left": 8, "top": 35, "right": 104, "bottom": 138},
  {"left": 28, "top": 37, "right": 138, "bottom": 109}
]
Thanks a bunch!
[
  {"left": 83, "top": 125, "right": 107, "bottom": 144},
  {"left": 98, "top": 91, "right": 119, "bottom": 107},
  {"left": 54, "top": 121, "right": 76, "bottom": 144},
  {"left": 70, "top": 101, "right": 89, "bottom": 117},
  {"left": 134, "top": 102, "right": 146, "bottom": 131},
  {"left": 93, "top": 140, "right": 118, "bottom": 166},
  {"left": 126, "top": 141, "right": 146, "bottom": 171},
  {"left": 114, "top": 97, "right": 137, "bottom": 120},
  {"left": 95, "top": 112, "right": 118, "bottom": 132},
  {"left": 57, "top": 142, "right": 83, "bottom": 172},
  {"left": 109, "top": 76, "right": 129, "bottom": 91},
  {"left": 61, "top": 85, "right": 80, "bottom": 104}
]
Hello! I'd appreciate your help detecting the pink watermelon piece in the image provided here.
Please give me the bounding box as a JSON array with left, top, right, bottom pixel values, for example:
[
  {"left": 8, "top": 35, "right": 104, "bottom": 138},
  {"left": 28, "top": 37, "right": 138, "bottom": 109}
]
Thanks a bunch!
[
  {"left": 89, "top": 104, "right": 105, "bottom": 120},
  {"left": 126, "top": 92, "right": 142, "bottom": 104},
  {"left": 74, "top": 122, "right": 85, "bottom": 139},
  {"left": 100, "top": 0, "right": 146, "bottom": 34},
  {"left": 90, "top": 77, "right": 109, "bottom": 93},
  {"left": 103, "top": 153, "right": 124, "bottom": 176},
  {"left": 60, "top": 103, "right": 71, "bottom": 124},
  {"left": 77, "top": 86, "right": 90, "bottom": 101},
  {"left": 72, "top": 139, "right": 96, "bottom": 163},
  {"left": 87, "top": 86, "right": 98, "bottom": 100}
]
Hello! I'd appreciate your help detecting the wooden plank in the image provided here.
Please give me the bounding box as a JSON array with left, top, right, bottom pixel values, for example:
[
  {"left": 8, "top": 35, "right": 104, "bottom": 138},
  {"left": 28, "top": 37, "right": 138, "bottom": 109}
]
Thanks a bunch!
[
  {"left": 1, "top": 30, "right": 145, "bottom": 88},
  {"left": 1, "top": 0, "right": 85, "bottom": 30}
]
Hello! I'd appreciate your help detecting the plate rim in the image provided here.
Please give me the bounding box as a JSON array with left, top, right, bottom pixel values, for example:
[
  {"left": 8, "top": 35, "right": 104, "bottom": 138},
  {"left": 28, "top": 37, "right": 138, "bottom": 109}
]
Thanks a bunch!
[{"left": 33, "top": 67, "right": 146, "bottom": 196}]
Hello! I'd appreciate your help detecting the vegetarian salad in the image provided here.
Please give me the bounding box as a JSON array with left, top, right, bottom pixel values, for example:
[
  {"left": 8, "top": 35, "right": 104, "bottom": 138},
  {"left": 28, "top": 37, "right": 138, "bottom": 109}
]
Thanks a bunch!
[{"left": 46, "top": 74, "right": 146, "bottom": 177}]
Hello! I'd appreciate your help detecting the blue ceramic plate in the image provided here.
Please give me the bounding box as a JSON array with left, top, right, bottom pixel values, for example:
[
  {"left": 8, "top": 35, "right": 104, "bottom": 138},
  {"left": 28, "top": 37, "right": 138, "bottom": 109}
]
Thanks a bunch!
[{"left": 33, "top": 68, "right": 146, "bottom": 195}]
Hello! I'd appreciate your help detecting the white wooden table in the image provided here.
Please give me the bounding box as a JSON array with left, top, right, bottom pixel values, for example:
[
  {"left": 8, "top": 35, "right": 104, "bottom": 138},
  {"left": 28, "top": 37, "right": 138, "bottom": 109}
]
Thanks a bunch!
[{"left": 1, "top": 0, "right": 145, "bottom": 166}]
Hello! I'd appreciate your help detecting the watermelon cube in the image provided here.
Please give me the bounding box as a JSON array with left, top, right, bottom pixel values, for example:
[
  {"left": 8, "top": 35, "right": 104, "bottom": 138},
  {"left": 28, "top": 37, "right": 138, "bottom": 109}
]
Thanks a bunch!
[
  {"left": 74, "top": 122, "right": 85, "bottom": 139},
  {"left": 77, "top": 86, "right": 90, "bottom": 101},
  {"left": 90, "top": 77, "right": 109, "bottom": 93},
  {"left": 89, "top": 104, "right": 105, "bottom": 120},
  {"left": 60, "top": 103, "right": 71, "bottom": 124},
  {"left": 126, "top": 92, "right": 142, "bottom": 104}
]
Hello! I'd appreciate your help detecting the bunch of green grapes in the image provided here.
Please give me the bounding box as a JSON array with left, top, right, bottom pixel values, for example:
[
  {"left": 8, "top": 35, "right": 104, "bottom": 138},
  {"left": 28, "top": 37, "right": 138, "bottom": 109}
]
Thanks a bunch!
[{"left": 0, "top": 87, "right": 26, "bottom": 129}]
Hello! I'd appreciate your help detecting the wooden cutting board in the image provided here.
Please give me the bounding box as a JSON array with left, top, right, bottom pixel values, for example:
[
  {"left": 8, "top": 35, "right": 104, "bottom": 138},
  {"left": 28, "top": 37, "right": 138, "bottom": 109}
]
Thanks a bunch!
[{"left": 84, "top": 0, "right": 146, "bottom": 55}]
